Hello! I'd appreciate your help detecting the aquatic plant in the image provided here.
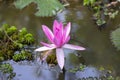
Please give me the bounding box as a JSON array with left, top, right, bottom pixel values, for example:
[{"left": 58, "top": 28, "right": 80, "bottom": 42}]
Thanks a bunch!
[
  {"left": 13, "top": 50, "right": 33, "bottom": 62},
  {"left": 83, "top": 0, "right": 96, "bottom": 6},
  {"left": 110, "top": 26, "right": 120, "bottom": 50},
  {"left": 18, "top": 28, "right": 34, "bottom": 44},
  {"left": 69, "top": 65, "right": 119, "bottom": 80},
  {"left": 83, "top": 0, "right": 120, "bottom": 27},
  {"left": 0, "top": 24, "right": 34, "bottom": 61},
  {"left": 0, "top": 63, "right": 13, "bottom": 74},
  {"left": 96, "top": 19, "right": 106, "bottom": 26},
  {"left": 69, "top": 64, "right": 86, "bottom": 73},
  {"left": 14, "top": 0, "right": 64, "bottom": 17},
  {"left": 0, "top": 63, "right": 16, "bottom": 79},
  {"left": 35, "top": 20, "right": 85, "bottom": 69},
  {"left": 6, "top": 26, "right": 17, "bottom": 36}
]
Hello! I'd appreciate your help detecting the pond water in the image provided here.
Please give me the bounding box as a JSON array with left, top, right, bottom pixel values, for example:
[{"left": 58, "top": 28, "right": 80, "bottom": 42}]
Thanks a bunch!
[{"left": 0, "top": 0, "right": 120, "bottom": 80}]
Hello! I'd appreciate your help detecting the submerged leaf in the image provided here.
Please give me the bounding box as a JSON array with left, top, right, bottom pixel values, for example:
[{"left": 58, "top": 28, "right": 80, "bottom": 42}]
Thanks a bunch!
[
  {"left": 14, "top": 0, "right": 34, "bottom": 9},
  {"left": 110, "top": 27, "right": 120, "bottom": 50},
  {"left": 14, "top": 0, "right": 64, "bottom": 17}
]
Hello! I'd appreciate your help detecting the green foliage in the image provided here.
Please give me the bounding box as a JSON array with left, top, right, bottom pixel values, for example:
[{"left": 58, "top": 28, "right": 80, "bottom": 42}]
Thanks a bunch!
[
  {"left": 13, "top": 50, "right": 33, "bottom": 62},
  {"left": 0, "top": 63, "right": 13, "bottom": 73},
  {"left": 19, "top": 28, "right": 28, "bottom": 36},
  {"left": 0, "top": 24, "right": 34, "bottom": 60},
  {"left": 14, "top": 0, "right": 64, "bottom": 17},
  {"left": 107, "top": 76, "right": 115, "bottom": 80},
  {"left": 19, "top": 33, "right": 34, "bottom": 44},
  {"left": 109, "top": 11, "right": 119, "bottom": 19},
  {"left": 18, "top": 28, "right": 34, "bottom": 44},
  {"left": 96, "top": 19, "right": 106, "bottom": 26},
  {"left": 0, "top": 28, "right": 4, "bottom": 39},
  {"left": 69, "top": 67, "right": 78, "bottom": 73},
  {"left": 13, "top": 42, "right": 23, "bottom": 49},
  {"left": 83, "top": 0, "right": 96, "bottom": 6},
  {"left": 104, "top": 9, "right": 119, "bottom": 19},
  {"left": 69, "top": 64, "right": 86, "bottom": 73},
  {"left": 83, "top": 0, "right": 119, "bottom": 27},
  {"left": 0, "top": 63, "right": 16, "bottom": 79},
  {"left": 110, "top": 27, "right": 120, "bottom": 50},
  {"left": 99, "top": 66, "right": 105, "bottom": 71},
  {"left": 6, "top": 26, "right": 17, "bottom": 36}
]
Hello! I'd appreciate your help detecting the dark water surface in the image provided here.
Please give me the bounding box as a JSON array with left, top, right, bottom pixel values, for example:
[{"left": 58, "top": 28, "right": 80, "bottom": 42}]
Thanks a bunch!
[{"left": 0, "top": 0, "right": 120, "bottom": 80}]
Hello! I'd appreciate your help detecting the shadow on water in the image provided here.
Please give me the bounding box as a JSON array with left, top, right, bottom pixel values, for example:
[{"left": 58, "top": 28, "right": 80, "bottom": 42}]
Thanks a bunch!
[{"left": 0, "top": 0, "right": 120, "bottom": 80}]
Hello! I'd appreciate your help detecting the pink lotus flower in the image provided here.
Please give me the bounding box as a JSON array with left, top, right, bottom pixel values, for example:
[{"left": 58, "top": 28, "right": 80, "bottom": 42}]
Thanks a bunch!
[{"left": 35, "top": 20, "right": 85, "bottom": 69}]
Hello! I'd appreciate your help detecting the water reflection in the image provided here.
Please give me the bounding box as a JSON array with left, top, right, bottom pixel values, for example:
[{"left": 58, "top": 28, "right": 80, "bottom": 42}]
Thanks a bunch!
[
  {"left": 0, "top": 50, "right": 108, "bottom": 80},
  {"left": 2, "top": 60, "right": 59, "bottom": 80}
]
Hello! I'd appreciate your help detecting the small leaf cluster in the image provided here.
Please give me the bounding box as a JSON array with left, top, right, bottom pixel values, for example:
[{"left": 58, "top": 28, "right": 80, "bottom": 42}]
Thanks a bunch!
[
  {"left": 18, "top": 28, "right": 34, "bottom": 45},
  {"left": 0, "top": 24, "right": 34, "bottom": 61},
  {"left": 69, "top": 64, "right": 86, "bottom": 73},
  {"left": 6, "top": 26, "right": 17, "bottom": 36},
  {"left": 0, "top": 63, "right": 16, "bottom": 79},
  {"left": 83, "top": 0, "right": 96, "bottom": 6},
  {"left": 83, "top": 0, "right": 119, "bottom": 27},
  {"left": 13, "top": 50, "right": 33, "bottom": 62},
  {"left": 0, "top": 63, "right": 13, "bottom": 73}
]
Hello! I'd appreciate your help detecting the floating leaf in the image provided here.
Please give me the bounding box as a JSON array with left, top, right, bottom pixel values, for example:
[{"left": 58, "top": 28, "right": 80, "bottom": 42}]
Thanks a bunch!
[
  {"left": 110, "top": 27, "right": 120, "bottom": 50},
  {"left": 96, "top": 19, "right": 106, "bottom": 26},
  {"left": 14, "top": 0, "right": 64, "bottom": 17}
]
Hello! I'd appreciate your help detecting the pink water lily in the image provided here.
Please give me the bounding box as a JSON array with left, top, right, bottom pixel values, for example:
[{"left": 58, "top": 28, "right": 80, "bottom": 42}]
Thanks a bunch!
[{"left": 35, "top": 20, "right": 85, "bottom": 69}]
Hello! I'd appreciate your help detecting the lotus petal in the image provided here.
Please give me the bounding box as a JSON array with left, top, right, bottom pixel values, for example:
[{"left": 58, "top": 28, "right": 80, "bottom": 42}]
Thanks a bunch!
[
  {"left": 35, "top": 46, "right": 56, "bottom": 52},
  {"left": 41, "top": 50, "right": 53, "bottom": 61},
  {"left": 64, "top": 35, "right": 70, "bottom": 44},
  {"left": 63, "top": 22, "right": 71, "bottom": 41},
  {"left": 42, "top": 25, "right": 54, "bottom": 43},
  {"left": 40, "top": 42, "right": 56, "bottom": 48},
  {"left": 54, "top": 29, "right": 63, "bottom": 47},
  {"left": 56, "top": 48, "right": 64, "bottom": 69},
  {"left": 63, "top": 44, "right": 85, "bottom": 50},
  {"left": 53, "top": 20, "right": 60, "bottom": 36}
]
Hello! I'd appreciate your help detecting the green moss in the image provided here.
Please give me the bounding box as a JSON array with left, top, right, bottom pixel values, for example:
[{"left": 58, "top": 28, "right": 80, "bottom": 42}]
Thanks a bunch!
[
  {"left": 19, "top": 28, "right": 28, "bottom": 36},
  {"left": 19, "top": 33, "right": 34, "bottom": 44},
  {"left": 13, "top": 50, "right": 33, "bottom": 62},
  {"left": 0, "top": 63, "right": 16, "bottom": 79},
  {"left": 0, "top": 63, "right": 13, "bottom": 73},
  {"left": 0, "top": 24, "right": 34, "bottom": 61},
  {"left": 6, "top": 26, "right": 17, "bottom": 36}
]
